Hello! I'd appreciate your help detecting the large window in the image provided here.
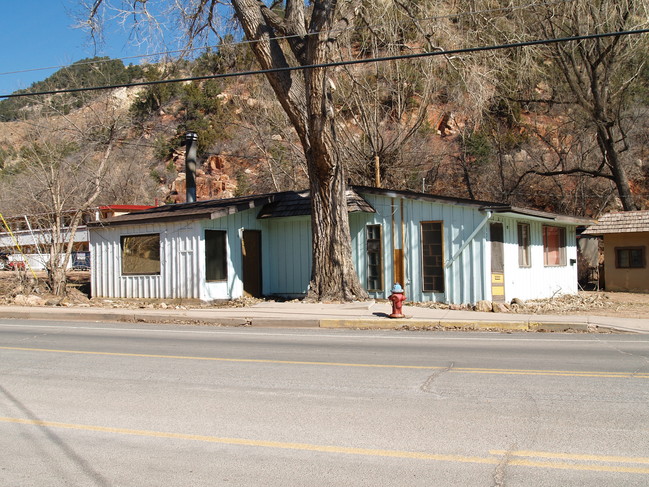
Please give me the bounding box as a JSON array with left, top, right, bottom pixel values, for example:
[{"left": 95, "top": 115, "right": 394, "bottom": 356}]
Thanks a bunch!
[
  {"left": 517, "top": 223, "right": 531, "bottom": 267},
  {"left": 366, "top": 225, "right": 383, "bottom": 291},
  {"left": 205, "top": 230, "right": 227, "bottom": 281},
  {"left": 421, "top": 222, "right": 445, "bottom": 292},
  {"left": 543, "top": 226, "right": 566, "bottom": 266},
  {"left": 616, "top": 247, "right": 645, "bottom": 269},
  {"left": 121, "top": 234, "right": 160, "bottom": 275}
]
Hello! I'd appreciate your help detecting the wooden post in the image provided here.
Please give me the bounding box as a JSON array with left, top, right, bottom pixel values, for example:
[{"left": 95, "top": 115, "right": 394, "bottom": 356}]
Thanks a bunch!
[{"left": 374, "top": 154, "right": 381, "bottom": 188}]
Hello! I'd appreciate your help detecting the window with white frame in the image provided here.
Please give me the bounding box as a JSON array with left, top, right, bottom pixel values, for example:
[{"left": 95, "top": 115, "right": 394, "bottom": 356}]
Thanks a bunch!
[{"left": 542, "top": 226, "right": 566, "bottom": 266}]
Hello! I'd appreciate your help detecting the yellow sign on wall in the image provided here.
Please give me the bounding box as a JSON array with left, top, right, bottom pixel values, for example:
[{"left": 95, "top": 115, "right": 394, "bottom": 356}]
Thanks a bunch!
[{"left": 491, "top": 273, "right": 505, "bottom": 298}]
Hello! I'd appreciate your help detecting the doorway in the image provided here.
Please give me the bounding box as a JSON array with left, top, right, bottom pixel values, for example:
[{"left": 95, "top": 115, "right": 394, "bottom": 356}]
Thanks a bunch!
[
  {"left": 242, "top": 230, "right": 262, "bottom": 297},
  {"left": 489, "top": 222, "right": 505, "bottom": 302}
]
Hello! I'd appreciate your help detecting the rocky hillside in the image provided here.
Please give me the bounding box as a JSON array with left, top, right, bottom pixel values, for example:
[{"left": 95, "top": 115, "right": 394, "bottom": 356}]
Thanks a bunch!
[{"left": 1, "top": 20, "right": 648, "bottom": 216}]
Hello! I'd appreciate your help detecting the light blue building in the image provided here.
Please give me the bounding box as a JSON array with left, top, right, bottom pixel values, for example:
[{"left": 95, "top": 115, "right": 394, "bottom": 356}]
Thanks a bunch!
[{"left": 88, "top": 186, "right": 589, "bottom": 304}]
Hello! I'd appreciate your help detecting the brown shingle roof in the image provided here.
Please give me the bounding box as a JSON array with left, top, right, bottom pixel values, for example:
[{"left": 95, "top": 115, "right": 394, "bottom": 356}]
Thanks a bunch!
[
  {"left": 257, "top": 189, "right": 374, "bottom": 219},
  {"left": 582, "top": 210, "right": 649, "bottom": 235}
]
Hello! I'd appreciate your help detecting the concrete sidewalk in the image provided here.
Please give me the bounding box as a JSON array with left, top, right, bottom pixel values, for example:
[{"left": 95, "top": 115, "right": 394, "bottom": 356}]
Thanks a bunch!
[{"left": 0, "top": 300, "right": 647, "bottom": 334}]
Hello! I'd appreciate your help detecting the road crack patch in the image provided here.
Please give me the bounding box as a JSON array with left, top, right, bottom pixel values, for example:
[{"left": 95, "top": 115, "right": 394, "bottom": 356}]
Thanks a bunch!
[
  {"left": 420, "top": 362, "right": 454, "bottom": 395},
  {"left": 492, "top": 444, "right": 516, "bottom": 487},
  {"left": 592, "top": 336, "right": 649, "bottom": 377}
]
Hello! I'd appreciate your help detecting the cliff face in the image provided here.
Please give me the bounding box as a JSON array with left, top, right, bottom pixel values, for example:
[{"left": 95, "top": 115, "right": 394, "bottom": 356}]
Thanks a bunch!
[{"left": 168, "top": 151, "right": 240, "bottom": 203}]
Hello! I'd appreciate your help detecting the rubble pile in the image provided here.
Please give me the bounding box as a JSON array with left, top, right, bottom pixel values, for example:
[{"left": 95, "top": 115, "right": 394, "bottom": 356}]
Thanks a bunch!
[
  {"left": 411, "top": 292, "right": 613, "bottom": 315},
  {"left": 520, "top": 293, "right": 609, "bottom": 314}
]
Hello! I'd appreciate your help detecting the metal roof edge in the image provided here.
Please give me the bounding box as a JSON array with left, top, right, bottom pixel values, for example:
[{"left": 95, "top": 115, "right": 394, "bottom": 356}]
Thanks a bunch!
[
  {"left": 352, "top": 185, "right": 506, "bottom": 208},
  {"left": 89, "top": 193, "right": 281, "bottom": 227},
  {"left": 481, "top": 205, "right": 593, "bottom": 225}
]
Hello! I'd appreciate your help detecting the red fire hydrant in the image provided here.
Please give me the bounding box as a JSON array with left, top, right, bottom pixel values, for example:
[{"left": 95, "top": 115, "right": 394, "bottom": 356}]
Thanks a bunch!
[{"left": 388, "top": 283, "right": 406, "bottom": 318}]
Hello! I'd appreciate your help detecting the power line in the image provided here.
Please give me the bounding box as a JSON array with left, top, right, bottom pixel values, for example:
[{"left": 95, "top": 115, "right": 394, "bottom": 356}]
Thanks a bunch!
[
  {"left": 0, "top": 0, "right": 573, "bottom": 80},
  {"left": 2, "top": 28, "right": 647, "bottom": 100}
]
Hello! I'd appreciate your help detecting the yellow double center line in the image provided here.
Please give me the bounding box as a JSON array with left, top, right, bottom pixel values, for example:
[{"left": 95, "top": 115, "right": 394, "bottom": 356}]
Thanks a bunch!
[
  {"left": 1, "top": 345, "right": 648, "bottom": 378},
  {"left": 1, "top": 417, "right": 648, "bottom": 474}
]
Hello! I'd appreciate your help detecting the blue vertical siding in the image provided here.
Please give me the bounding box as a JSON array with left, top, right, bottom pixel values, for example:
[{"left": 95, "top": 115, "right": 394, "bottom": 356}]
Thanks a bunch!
[
  {"left": 350, "top": 193, "right": 489, "bottom": 304},
  {"left": 264, "top": 216, "right": 311, "bottom": 296}
]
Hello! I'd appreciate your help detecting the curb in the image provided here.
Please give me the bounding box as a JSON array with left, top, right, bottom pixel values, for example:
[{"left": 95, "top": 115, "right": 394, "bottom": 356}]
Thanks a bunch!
[
  {"left": 320, "top": 319, "right": 595, "bottom": 333},
  {"left": 0, "top": 309, "right": 319, "bottom": 328},
  {"left": 0, "top": 308, "right": 638, "bottom": 333}
]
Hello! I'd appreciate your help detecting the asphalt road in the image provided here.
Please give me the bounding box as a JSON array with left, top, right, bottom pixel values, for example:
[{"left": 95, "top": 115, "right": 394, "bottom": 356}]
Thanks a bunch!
[{"left": 1, "top": 319, "right": 648, "bottom": 486}]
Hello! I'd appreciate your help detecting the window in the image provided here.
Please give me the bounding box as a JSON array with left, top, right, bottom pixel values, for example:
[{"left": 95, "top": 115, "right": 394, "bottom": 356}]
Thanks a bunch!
[
  {"left": 121, "top": 234, "right": 160, "bottom": 275},
  {"left": 421, "top": 222, "right": 445, "bottom": 292},
  {"left": 616, "top": 247, "right": 645, "bottom": 269},
  {"left": 366, "top": 225, "right": 382, "bottom": 291},
  {"left": 517, "top": 223, "right": 531, "bottom": 267},
  {"left": 205, "top": 230, "right": 227, "bottom": 281},
  {"left": 543, "top": 226, "right": 566, "bottom": 266}
]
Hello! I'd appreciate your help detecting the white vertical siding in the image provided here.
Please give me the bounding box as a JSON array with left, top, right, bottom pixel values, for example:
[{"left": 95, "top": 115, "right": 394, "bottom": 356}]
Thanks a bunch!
[
  {"left": 90, "top": 221, "right": 201, "bottom": 299},
  {"left": 90, "top": 194, "right": 579, "bottom": 304},
  {"left": 200, "top": 208, "right": 311, "bottom": 300},
  {"left": 90, "top": 208, "right": 313, "bottom": 301},
  {"left": 494, "top": 217, "right": 579, "bottom": 302},
  {"left": 201, "top": 207, "right": 263, "bottom": 300}
]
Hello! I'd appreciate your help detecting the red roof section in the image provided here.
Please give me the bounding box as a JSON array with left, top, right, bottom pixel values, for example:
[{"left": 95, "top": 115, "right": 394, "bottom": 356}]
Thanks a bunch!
[{"left": 99, "top": 205, "right": 156, "bottom": 211}]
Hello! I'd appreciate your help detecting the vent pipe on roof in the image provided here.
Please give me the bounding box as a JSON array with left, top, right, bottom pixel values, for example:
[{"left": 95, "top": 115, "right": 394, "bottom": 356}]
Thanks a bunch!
[{"left": 185, "top": 132, "right": 198, "bottom": 203}]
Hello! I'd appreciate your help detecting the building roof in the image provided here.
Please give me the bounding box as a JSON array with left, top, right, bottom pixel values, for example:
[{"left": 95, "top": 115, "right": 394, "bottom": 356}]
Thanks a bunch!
[
  {"left": 355, "top": 186, "right": 592, "bottom": 225},
  {"left": 257, "top": 189, "right": 374, "bottom": 219},
  {"left": 89, "top": 188, "right": 375, "bottom": 227},
  {"left": 89, "top": 185, "right": 590, "bottom": 228},
  {"left": 582, "top": 210, "right": 649, "bottom": 235}
]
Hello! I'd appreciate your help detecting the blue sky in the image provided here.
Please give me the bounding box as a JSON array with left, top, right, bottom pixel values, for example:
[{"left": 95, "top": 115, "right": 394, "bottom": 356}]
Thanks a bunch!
[{"left": 0, "top": 0, "right": 162, "bottom": 97}]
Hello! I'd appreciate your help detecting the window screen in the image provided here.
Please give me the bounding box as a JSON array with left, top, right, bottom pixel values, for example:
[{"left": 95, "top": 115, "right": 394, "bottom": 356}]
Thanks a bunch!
[
  {"left": 421, "top": 222, "right": 445, "bottom": 292},
  {"left": 366, "top": 225, "right": 382, "bottom": 291}
]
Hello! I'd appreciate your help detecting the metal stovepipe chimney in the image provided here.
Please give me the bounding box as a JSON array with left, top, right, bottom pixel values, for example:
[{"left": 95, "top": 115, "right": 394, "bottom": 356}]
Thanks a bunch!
[{"left": 185, "top": 132, "right": 198, "bottom": 203}]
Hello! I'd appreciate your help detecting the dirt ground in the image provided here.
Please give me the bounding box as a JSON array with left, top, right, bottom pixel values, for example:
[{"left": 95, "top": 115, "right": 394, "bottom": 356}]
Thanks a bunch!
[{"left": 0, "top": 270, "right": 648, "bottom": 319}]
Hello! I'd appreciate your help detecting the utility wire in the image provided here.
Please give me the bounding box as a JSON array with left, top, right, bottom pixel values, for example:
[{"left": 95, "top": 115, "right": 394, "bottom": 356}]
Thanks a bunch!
[
  {"left": 0, "top": 0, "right": 573, "bottom": 79},
  {"left": 2, "top": 28, "right": 647, "bottom": 100}
]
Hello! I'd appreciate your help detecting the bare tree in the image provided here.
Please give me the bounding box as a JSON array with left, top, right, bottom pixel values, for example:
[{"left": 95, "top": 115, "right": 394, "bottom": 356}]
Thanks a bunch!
[
  {"left": 84, "top": 0, "right": 369, "bottom": 301},
  {"left": 519, "top": 0, "right": 648, "bottom": 211},
  {"left": 228, "top": 80, "right": 309, "bottom": 193},
  {"left": 336, "top": 1, "right": 440, "bottom": 189},
  {"left": 4, "top": 92, "right": 145, "bottom": 295}
]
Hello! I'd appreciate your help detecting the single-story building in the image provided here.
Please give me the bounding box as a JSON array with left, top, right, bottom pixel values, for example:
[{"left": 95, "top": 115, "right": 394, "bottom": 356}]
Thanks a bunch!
[
  {"left": 582, "top": 210, "right": 649, "bottom": 292},
  {"left": 88, "top": 186, "right": 590, "bottom": 304}
]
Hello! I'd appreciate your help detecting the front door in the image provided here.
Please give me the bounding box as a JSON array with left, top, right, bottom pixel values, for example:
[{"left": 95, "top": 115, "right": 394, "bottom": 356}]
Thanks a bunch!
[
  {"left": 490, "top": 223, "right": 505, "bottom": 302},
  {"left": 242, "top": 230, "right": 262, "bottom": 298}
]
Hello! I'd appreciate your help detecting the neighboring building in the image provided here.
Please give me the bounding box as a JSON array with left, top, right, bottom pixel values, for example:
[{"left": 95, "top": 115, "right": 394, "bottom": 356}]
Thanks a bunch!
[
  {"left": 0, "top": 205, "right": 153, "bottom": 270},
  {"left": 88, "top": 186, "right": 589, "bottom": 304},
  {"left": 583, "top": 210, "right": 649, "bottom": 292}
]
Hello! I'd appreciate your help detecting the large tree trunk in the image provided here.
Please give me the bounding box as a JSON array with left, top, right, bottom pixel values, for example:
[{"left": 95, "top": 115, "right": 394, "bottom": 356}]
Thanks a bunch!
[
  {"left": 232, "top": 0, "right": 368, "bottom": 301},
  {"left": 308, "top": 158, "right": 366, "bottom": 300}
]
